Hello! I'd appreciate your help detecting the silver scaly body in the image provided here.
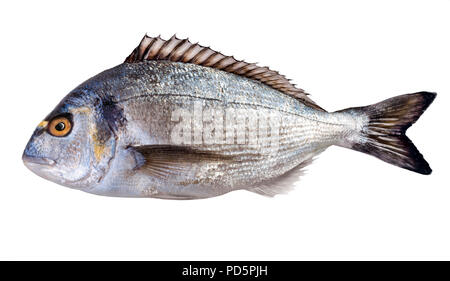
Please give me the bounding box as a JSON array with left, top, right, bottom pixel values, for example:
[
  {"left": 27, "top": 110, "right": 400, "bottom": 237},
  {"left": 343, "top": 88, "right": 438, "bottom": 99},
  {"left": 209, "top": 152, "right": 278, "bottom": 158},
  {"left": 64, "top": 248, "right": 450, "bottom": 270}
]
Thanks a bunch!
[{"left": 84, "top": 61, "right": 363, "bottom": 198}]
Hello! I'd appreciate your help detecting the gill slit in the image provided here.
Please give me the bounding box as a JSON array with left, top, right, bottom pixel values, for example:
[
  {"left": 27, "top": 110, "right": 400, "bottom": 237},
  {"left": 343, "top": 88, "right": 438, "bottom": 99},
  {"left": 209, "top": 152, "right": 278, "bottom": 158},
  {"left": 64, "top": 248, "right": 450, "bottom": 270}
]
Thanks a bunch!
[{"left": 93, "top": 121, "right": 119, "bottom": 185}]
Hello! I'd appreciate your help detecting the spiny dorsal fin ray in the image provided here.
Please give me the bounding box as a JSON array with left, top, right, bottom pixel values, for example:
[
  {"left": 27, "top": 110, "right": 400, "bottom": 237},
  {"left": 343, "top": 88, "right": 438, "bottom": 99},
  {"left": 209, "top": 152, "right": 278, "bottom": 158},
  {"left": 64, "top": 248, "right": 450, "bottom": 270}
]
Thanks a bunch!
[{"left": 125, "top": 34, "right": 325, "bottom": 111}]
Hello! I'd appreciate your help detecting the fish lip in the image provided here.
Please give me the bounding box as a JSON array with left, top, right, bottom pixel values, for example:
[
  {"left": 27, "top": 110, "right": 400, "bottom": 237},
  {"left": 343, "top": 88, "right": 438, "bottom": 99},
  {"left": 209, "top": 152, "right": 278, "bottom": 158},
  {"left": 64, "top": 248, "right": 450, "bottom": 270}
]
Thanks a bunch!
[{"left": 22, "top": 154, "right": 56, "bottom": 166}]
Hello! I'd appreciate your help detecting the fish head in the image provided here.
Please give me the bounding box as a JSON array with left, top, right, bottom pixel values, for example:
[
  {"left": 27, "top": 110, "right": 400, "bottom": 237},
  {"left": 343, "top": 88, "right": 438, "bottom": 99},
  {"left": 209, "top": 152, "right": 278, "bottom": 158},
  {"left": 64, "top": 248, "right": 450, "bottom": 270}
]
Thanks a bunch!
[{"left": 23, "top": 92, "right": 117, "bottom": 190}]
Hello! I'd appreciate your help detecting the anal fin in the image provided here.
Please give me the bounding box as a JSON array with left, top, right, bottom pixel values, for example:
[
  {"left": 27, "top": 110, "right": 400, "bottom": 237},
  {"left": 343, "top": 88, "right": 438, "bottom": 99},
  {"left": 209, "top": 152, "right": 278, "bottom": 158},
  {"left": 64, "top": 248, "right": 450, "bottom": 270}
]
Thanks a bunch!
[{"left": 248, "top": 152, "right": 321, "bottom": 197}]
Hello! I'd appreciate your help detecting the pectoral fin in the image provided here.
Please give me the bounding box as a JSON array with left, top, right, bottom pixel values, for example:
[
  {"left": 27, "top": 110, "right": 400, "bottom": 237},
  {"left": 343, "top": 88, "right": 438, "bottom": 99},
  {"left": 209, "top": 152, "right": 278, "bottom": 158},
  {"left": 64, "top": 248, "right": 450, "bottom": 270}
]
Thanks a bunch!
[{"left": 129, "top": 145, "right": 234, "bottom": 179}]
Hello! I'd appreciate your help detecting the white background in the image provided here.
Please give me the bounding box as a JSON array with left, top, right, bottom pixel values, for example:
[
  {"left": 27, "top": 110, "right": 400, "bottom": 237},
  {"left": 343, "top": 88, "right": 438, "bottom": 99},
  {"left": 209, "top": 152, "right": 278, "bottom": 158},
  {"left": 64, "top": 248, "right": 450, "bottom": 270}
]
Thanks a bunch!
[{"left": 0, "top": 0, "right": 449, "bottom": 260}]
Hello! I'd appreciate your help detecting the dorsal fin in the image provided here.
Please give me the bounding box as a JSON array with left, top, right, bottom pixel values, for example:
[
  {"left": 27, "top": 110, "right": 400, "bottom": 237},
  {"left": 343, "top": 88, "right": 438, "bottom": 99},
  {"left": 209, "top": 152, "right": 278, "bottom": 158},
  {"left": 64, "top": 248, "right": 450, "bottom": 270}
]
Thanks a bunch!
[{"left": 125, "top": 35, "right": 325, "bottom": 111}]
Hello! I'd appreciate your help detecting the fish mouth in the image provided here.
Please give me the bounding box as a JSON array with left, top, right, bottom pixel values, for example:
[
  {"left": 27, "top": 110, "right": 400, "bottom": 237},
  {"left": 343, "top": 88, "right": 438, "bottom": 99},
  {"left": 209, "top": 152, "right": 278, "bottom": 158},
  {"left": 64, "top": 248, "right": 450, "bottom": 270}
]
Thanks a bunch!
[{"left": 22, "top": 154, "right": 56, "bottom": 166}]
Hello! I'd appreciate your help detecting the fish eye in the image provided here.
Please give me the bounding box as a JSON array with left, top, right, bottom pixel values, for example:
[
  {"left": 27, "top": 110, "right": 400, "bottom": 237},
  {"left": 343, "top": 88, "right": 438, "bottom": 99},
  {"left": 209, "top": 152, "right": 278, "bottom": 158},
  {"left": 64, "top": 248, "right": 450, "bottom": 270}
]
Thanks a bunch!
[{"left": 48, "top": 116, "right": 72, "bottom": 137}]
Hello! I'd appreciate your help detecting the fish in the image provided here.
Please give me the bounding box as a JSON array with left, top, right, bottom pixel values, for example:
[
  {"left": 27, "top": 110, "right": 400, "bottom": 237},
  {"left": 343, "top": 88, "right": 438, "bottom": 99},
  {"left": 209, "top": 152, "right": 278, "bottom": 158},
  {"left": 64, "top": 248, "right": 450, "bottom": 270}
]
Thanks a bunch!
[{"left": 22, "top": 35, "right": 435, "bottom": 199}]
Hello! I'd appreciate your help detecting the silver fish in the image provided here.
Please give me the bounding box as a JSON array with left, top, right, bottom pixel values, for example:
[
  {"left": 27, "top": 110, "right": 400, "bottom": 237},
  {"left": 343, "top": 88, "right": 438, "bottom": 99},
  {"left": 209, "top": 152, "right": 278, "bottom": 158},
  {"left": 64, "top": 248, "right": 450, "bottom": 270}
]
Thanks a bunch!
[{"left": 22, "top": 35, "right": 435, "bottom": 199}]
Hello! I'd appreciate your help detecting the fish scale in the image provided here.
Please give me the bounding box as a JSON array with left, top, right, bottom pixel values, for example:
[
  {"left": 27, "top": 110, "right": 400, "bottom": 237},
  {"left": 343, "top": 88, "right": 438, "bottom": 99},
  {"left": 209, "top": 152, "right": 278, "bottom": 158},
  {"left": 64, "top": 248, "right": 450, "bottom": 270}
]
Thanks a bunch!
[
  {"left": 104, "top": 66, "right": 353, "bottom": 196},
  {"left": 22, "top": 35, "right": 435, "bottom": 198}
]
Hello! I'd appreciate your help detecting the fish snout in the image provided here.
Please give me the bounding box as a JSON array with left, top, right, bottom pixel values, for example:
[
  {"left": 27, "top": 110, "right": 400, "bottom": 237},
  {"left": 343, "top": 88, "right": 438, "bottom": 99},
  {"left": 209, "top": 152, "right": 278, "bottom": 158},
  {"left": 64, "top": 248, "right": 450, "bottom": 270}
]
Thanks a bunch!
[
  {"left": 22, "top": 153, "right": 56, "bottom": 166},
  {"left": 22, "top": 148, "right": 57, "bottom": 181},
  {"left": 22, "top": 141, "right": 56, "bottom": 171}
]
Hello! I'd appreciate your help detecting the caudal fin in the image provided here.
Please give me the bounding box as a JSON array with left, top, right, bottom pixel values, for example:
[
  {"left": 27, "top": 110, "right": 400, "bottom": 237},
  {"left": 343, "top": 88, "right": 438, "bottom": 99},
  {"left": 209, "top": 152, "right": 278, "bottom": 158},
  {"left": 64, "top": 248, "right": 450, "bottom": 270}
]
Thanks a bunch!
[{"left": 340, "top": 92, "right": 436, "bottom": 175}]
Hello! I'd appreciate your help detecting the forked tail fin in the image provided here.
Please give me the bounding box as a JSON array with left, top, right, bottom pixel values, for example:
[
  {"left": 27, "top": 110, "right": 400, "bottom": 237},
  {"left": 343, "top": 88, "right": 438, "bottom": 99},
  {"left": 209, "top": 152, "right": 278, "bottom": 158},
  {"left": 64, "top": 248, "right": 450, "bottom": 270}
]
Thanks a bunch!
[{"left": 339, "top": 92, "right": 436, "bottom": 174}]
